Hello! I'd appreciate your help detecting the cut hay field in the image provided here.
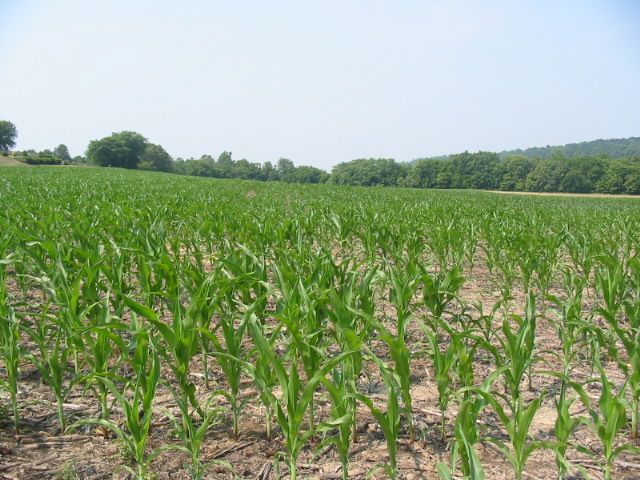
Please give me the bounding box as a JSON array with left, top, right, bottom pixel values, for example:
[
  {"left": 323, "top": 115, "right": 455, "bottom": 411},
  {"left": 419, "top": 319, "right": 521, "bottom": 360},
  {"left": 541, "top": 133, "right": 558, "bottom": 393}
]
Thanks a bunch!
[
  {"left": 0, "top": 167, "right": 639, "bottom": 479},
  {"left": 0, "top": 156, "right": 27, "bottom": 167}
]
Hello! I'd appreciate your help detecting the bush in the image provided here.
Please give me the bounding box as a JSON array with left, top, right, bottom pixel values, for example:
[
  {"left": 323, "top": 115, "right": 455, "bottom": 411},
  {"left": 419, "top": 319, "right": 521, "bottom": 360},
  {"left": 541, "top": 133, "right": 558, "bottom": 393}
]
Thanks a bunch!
[{"left": 22, "top": 154, "right": 62, "bottom": 165}]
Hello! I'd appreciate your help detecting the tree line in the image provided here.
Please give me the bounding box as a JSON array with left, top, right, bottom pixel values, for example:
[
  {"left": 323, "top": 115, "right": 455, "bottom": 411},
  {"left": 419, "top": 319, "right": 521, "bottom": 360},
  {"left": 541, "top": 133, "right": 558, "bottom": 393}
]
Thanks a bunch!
[
  {"left": 2, "top": 121, "right": 640, "bottom": 194},
  {"left": 81, "top": 131, "right": 640, "bottom": 194},
  {"left": 328, "top": 154, "right": 640, "bottom": 194},
  {"left": 401, "top": 153, "right": 640, "bottom": 194},
  {"left": 496, "top": 136, "right": 640, "bottom": 160}
]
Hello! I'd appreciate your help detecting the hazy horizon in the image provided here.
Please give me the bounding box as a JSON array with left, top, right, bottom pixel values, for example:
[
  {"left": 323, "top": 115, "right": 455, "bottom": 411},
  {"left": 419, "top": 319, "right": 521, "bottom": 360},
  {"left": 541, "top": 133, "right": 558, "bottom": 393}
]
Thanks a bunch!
[{"left": 1, "top": 1, "right": 639, "bottom": 168}]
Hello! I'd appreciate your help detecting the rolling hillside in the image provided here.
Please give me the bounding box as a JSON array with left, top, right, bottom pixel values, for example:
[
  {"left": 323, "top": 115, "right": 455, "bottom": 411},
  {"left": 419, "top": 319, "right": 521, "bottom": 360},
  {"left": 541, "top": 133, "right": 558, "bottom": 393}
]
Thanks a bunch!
[
  {"left": 497, "top": 137, "right": 640, "bottom": 159},
  {"left": 0, "top": 156, "right": 27, "bottom": 166}
]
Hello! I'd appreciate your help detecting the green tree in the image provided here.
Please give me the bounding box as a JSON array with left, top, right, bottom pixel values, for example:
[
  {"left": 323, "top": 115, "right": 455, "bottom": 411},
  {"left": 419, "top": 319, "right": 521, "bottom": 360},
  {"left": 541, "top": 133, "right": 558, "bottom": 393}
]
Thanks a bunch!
[
  {"left": 330, "top": 158, "right": 402, "bottom": 186},
  {"left": 53, "top": 144, "right": 72, "bottom": 163},
  {"left": 525, "top": 159, "right": 560, "bottom": 192},
  {"left": 86, "top": 131, "right": 148, "bottom": 169},
  {"left": 499, "top": 156, "right": 534, "bottom": 191},
  {"left": 624, "top": 170, "right": 640, "bottom": 194},
  {"left": 406, "top": 159, "right": 438, "bottom": 188},
  {"left": 277, "top": 158, "right": 295, "bottom": 181},
  {"left": 139, "top": 143, "right": 173, "bottom": 172},
  {"left": 0, "top": 120, "right": 18, "bottom": 152},
  {"left": 447, "top": 152, "right": 499, "bottom": 189},
  {"left": 261, "top": 161, "right": 279, "bottom": 181},
  {"left": 232, "top": 159, "right": 262, "bottom": 179},
  {"left": 287, "top": 165, "right": 328, "bottom": 184},
  {"left": 217, "top": 151, "right": 234, "bottom": 178}
]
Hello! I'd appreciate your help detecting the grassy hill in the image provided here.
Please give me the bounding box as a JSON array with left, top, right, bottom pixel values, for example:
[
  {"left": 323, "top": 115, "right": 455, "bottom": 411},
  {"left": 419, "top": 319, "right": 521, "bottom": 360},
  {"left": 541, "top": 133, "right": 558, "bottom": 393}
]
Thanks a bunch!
[{"left": 0, "top": 156, "right": 28, "bottom": 166}]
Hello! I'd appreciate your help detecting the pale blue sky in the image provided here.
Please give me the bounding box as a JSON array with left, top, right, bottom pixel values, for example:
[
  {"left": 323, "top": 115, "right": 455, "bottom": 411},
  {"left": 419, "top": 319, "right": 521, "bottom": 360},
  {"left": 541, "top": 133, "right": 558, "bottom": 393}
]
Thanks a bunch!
[{"left": 1, "top": 1, "right": 638, "bottom": 168}]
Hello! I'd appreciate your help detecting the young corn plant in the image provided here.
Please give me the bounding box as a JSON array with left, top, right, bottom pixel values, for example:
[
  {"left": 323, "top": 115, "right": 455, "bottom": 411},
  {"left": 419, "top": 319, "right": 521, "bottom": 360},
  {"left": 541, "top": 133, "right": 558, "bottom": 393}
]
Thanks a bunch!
[
  {"left": 437, "top": 398, "right": 487, "bottom": 480},
  {"left": 200, "top": 306, "right": 249, "bottom": 438},
  {"left": 0, "top": 306, "right": 20, "bottom": 433},
  {"left": 21, "top": 242, "right": 100, "bottom": 373},
  {"left": 186, "top": 270, "right": 221, "bottom": 390},
  {"left": 551, "top": 376, "right": 588, "bottom": 479},
  {"left": 326, "top": 267, "right": 378, "bottom": 443},
  {"left": 252, "top": 327, "right": 279, "bottom": 440},
  {"left": 125, "top": 295, "right": 203, "bottom": 419},
  {"left": 445, "top": 363, "right": 513, "bottom": 480},
  {"left": 247, "top": 312, "right": 355, "bottom": 480},
  {"left": 481, "top": 238, "right": 517, "bottom": 301},
  {"left": 273, "top": 266, "right": 327, "bottom": 434},
  {"left": 625, "top": 258, "right": 640, "bottom": 440},
  {"left": 421, "top": 266, "right": 464, "bottom": 321},
  {"left": 70, "top": 328, "right": 163, "bottom": 480},
  {"left": 597, "top": 279, "right": 640, "bottom": 441},
  {"left": 212, "top": 300, "right": 279, "bottom": 440},
  {"left": 544, "top": 286, "right": 593, "bottom": 478},
  {"left": 420, "top": 318, "right": 470, "bottom": 441},
  {"left": 79, "top": 297, "right": 127, "bottom": 420},
  {"left": 575, "top": 364, "right": 639, "bottom": 480},
  {"left": 317, "top": 367, "right": 356, "bottom": 480},
  {"left": 220, "top": 243, "right": 270, "bottom": 321},
  {"left": 500, "top": 293, "right": 538, "bottom": 398},
  {"left": 353, "top": 352, "right": 402, "bottom": 480},
  {"left": 99, "top": 241, "right": 133, "bottom": 318},
  {"left": 378, "top": 261, "right": 421, "bottom": 439},
  {"left": 594, "top": 256, "right": 627, "bottom": 359},
  {"left": 476, "top": 293, "right": 548, "bottom": 480},
  {"left": 0, "top": 253, "right": 20, "bottom": 433},
  {"left": 163, "top": 392, "right": 225, "bottom": 480},
  {"left": 20, "top": 309, "right": 79, "bottom": 433},
  {"left": 547, "top": 270, "right": 587, "bottom": 370}
]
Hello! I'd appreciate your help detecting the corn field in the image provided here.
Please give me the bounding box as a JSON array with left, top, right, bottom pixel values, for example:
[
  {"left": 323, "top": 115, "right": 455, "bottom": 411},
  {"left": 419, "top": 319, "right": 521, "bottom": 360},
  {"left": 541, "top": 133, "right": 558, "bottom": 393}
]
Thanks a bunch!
[{"left": 0, "top": 167, "right": 639, "bottom": 479}]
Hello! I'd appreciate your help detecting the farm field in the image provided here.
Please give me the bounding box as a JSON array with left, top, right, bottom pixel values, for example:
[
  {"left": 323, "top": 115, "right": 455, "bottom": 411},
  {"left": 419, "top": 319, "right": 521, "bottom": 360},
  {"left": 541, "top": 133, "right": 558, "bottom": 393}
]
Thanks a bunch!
[
  {"left": 0, "top": 157, "right": 28, "bottom": 167},
  {"left": 0, "top": 166, "right": 639, "bottom": 479}
]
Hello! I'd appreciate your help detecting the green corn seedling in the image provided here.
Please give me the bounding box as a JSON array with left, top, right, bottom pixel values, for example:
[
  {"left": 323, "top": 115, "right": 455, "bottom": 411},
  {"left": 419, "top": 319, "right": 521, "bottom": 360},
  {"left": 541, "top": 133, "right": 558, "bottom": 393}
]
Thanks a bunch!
[
  {"left": 474, "top": 294, "right": 547, "bottom": 480},
  {"left": 420, "top": 318, "right": 470, "bottom": 441},
  {"left": 273, "top": 264, "right": 329, "bottom": 434},
  {"left": 354, "top": 352, "right": 402, "bottom": 480},
  {"left": 326, "top": 267, "right": 378, "bottom": 443},
  {"left": 318, "top": 367, "right": 356, "bottom": 480},
  {"left": 247, "top": 312, "right": 355, "bottom": 480},
  {"left": 421, "top": 266, "right": 464, "bottom": 320},
  {"left": 163, "top": 393, "right": 225, "bottom": 480},
  {"left": 576, "top": 364, "right": 639, "bottom": 480},
  {"left": 552, "top": 376, "right": 587, "bottom": 479},
  {"left": 378, "top": 262, "right": 421, "bottom": 439},
  {"left": 0, "top": 306, "right": 20, "bottom": 433},
  {"left": 70, "top": 330, "right": 162, "bottom": 480},
  {"left": 201, "top": 308, "right": 250, "bottom": 438},
  {"left": 125, "top": 296, "right": 203, "bottom": 419},
  {"left": 20, "top": 310, "right": 78, "bottom": 432},
  {"left": 437, "top": 398, "right": 486, "bottom": 480},
  {"left": 597, "top": 285, "right": 640, "bottom": 441},
  {"left": 79, "top": 297, "right": 128, "bottom": 419}
]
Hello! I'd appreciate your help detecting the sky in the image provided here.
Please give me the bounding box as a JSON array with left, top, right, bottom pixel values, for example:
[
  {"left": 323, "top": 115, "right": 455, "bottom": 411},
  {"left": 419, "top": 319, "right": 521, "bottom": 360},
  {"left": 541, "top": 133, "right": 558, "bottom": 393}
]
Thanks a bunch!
[{"left": 0, "top": 0, "right": 639, "bottom": 169}]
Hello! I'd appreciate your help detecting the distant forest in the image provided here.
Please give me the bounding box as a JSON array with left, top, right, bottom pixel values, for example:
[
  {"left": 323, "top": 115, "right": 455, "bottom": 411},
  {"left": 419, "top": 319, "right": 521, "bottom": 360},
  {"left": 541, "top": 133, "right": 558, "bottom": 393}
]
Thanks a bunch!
[
  {"left": 333, "top": 137, "right": 640, "bottom": 194},
  {"left": 8, "top": 132, "right": 640, "bottom": 195},
  {"left": 497, "top": 137, "right": 640, "bottom": 160}
]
